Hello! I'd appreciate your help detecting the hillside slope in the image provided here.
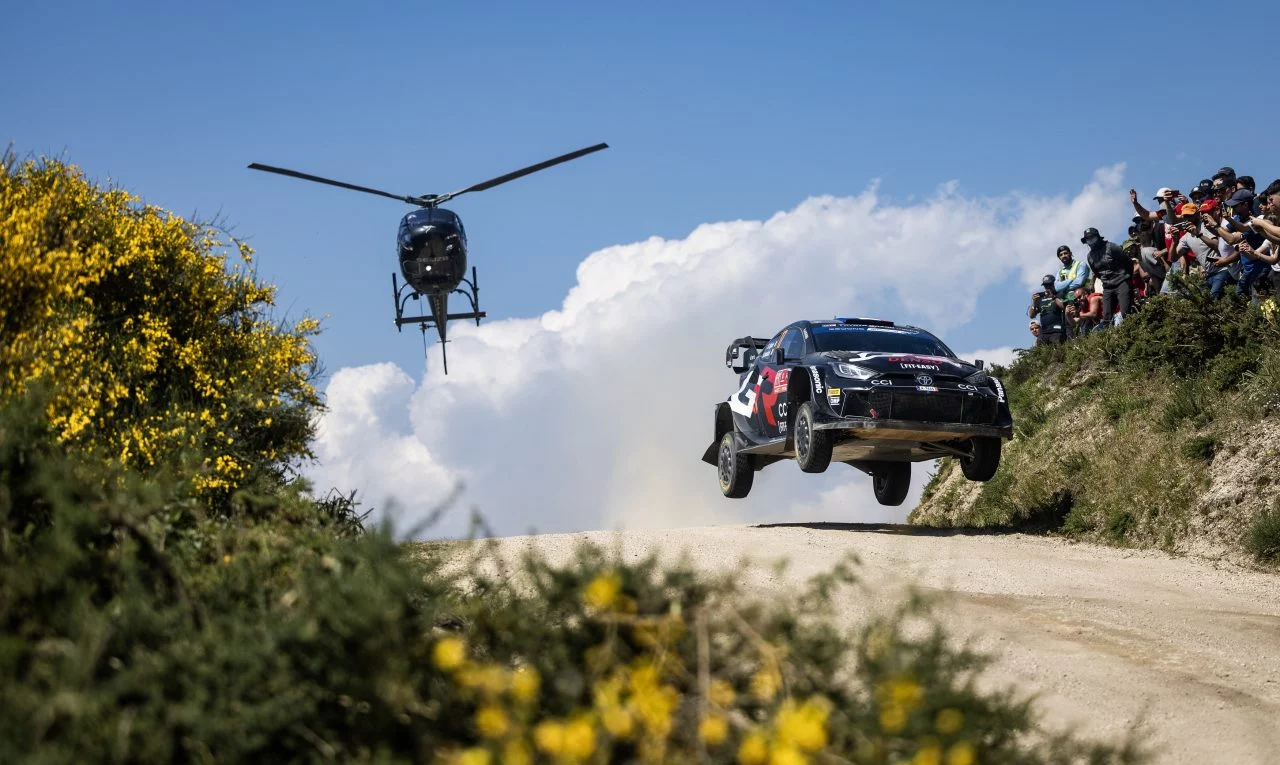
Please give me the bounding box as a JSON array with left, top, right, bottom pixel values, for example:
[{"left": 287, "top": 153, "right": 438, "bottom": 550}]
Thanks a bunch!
[{"left": 909, "top": 286, "right": 1280, "bottom": 568}]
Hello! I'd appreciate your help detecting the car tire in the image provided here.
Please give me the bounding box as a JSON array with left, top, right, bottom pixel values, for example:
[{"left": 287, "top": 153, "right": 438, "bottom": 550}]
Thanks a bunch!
[
  {"left": 717, "top": 431, "right": 753, "bottom": 498},
  {"left": 794, "top": 401, "right": 832, "bottom": 473},
  {"left": 960, "top": 436, "right": 1001, "bottom": 481},
  {"left": 871, "top": 461, "right": 911, "bottom": 506}
]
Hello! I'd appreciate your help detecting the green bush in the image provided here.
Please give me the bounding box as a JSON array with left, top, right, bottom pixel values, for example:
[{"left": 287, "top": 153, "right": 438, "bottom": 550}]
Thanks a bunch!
[
  {"left": 1246, "top": 507, "right": 1280, "bottom": 565},
  {"left": 0, "top": 390, "right": 1149, "bottom": 764}
]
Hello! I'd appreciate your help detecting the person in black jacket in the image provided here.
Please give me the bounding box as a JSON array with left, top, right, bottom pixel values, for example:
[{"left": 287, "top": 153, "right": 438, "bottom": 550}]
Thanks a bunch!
[{"left": 1082, "top": 227, "right": 1134, "bottom": 326}]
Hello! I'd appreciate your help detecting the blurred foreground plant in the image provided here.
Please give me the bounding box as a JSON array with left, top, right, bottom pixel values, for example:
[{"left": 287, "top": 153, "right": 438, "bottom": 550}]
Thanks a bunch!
[{"left": 0, "top": 389, "right": 1148, "bottom": 764}]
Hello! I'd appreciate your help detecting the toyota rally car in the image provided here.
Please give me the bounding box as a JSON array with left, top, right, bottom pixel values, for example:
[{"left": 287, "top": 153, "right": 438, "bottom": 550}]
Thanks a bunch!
[{"left": 701, "top": 317, "right": 1013, "bottom": 506}]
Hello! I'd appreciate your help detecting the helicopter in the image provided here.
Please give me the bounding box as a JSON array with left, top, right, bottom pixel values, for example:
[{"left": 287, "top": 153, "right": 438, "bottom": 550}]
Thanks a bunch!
[{"left": 247, "top": 142, "right": 609, "bottom": 373}]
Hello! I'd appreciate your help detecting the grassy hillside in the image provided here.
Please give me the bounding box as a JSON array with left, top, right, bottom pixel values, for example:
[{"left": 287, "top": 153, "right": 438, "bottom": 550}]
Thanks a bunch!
[{"left": 911, "top": 280, "right": 1280, "bottom": 568}]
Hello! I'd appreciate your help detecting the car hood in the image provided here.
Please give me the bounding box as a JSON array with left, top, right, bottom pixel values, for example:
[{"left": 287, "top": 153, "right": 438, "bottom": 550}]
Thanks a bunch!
[{"left": 813, "top": 351, "right": 980, "bottom": 378}]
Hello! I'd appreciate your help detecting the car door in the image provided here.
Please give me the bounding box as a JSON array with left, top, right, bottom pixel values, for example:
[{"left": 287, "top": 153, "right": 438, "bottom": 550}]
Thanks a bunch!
[{"left": 752, "top": 327, "right": 803, "bottom": 439}]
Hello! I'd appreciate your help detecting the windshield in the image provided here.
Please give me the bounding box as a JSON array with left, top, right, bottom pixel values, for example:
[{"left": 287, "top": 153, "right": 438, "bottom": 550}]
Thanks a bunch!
[{"left": 810, "top": 324, "right": 955, "bottom": 356}]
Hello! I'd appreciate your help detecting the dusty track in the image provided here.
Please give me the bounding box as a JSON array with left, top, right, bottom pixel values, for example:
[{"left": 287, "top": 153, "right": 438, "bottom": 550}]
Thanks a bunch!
[{"left": 487, "top": 523, "right": 1280, "bottom": 764}]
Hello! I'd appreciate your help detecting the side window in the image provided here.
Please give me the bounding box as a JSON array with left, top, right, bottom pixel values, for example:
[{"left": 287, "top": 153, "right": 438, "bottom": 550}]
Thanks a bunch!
[
  {"left": 782, "top": 329, "right": 806, "bottom": 361},
  {"left": 760, "top": 331, "right": 785, "bottom": 367}
]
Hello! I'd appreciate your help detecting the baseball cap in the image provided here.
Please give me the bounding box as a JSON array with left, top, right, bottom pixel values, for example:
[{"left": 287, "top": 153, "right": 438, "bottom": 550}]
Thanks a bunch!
[
  {"left": 1198, "top": 198, "right": 1220, "bottom": 212},
  {"left": 1153, "top": 187, "right": 1174, "bottom": 199},
  {"left": 1225, "top": 188, "right": 1255, "bottom": 208},
  {"left": 1178, "top": 202, "right": 1199, "bottom": 215}
]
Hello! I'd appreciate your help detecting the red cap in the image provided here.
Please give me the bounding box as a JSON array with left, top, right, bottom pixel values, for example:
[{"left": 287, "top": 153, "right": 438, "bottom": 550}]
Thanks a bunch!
[{"left": 1198, "top": 198, "right": 1219, "bottom": 212}]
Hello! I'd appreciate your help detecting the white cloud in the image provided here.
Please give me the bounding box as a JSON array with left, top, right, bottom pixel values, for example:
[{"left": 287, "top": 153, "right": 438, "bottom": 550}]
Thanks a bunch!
[
  {"left": 306, "top": 167, "right": 1129, "bottom": 538},
  {"left": 958, "top": 346, "right": 1020, "bottom": 369}
]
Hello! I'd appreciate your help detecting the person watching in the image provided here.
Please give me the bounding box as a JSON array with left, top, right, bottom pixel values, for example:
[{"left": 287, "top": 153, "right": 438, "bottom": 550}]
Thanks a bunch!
[
  {"left": 1028, "top": 275, "right": 1067, "bottom": 345},
  {"left": 1069, "top": 285, "right": 1104, "bottom": 335},
  {"left": 1082, "top": 227, "right": 1134, "bottom": 326},
  {"left": 1053, "top": 245, "right": 1091, "bottom": 307}
]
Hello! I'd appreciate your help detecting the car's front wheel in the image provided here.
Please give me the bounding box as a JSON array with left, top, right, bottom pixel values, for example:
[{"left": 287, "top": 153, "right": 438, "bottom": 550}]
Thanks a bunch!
[
  {"left": 960, "top": 436, "right": 1001, "bottom": 481},
  {"left": 717, "top": 431, "right": 753, "bottom": 498},
  {"left": 871, "top": 461, "right": 911, "bottom": 506},
  {"left": 794, "top": 401, "right": 833, "bottom": 473}
]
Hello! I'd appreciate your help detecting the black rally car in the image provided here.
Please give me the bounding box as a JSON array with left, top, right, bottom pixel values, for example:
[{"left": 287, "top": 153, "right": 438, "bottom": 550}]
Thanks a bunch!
[{"left": 701, "top": 317, "right": 1013, "bottom": 506}]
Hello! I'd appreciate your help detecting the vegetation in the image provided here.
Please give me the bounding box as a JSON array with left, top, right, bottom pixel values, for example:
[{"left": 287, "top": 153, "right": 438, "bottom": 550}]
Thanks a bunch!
[
  {"left": 912, "top": 277, "right": 1280, "bottom": 566},
  {"left": 0, "top": 154, "right": 1151, "bottom": 762}
]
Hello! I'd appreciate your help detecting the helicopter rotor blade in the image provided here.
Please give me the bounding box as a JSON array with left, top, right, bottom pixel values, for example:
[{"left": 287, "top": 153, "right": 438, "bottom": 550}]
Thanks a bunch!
[
  {"left": 247, "top": 163, "right": 423, "bottom": 205},
  {"left": 432, "top": 143, "right": 608, "bottom": 204}
]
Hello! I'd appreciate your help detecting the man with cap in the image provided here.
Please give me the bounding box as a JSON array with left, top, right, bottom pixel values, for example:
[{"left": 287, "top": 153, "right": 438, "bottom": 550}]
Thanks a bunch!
[
  {"left": 1207, "top": 185, "right": 1270, "bottom": 298},
  {"left": 1052, "top": 245, "right": 1091, "bottom": 307},
  {"left": 1083, "top": 227, "right": 1135, "bottom": 326},
  {"left": 1188, "top": 199, "right": 1239, "bottom": 299},
  {"left": 1028, "top": 275, "right": 1067, "bottom": 345}
]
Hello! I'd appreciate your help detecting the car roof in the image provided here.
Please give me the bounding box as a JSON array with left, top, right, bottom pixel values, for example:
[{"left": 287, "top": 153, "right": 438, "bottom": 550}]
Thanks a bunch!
[{"left": 786, "top": 318, "right": 931, "bottom": 334}]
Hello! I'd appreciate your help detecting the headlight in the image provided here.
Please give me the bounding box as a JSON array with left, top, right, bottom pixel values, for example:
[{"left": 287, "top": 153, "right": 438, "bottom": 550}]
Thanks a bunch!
[
  {"left": 834, "top": 362, "right": 880, "bottom": 380},
  {"left": 965, "top": 370, "right": 990, "bottom": 386}
]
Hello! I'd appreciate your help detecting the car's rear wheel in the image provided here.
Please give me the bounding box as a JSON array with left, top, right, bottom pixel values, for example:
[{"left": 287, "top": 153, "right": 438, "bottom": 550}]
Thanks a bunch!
[
  {"left": 717, "top": 431, "right": 753, "bottom": 498},
  {"left": 871, "top": 461, "right": 911, "bottom": 506},
  {"left": 794, "top": 401, "right": 832, "bottom": 473},
  {"left": 960, "top": 436, "right": 1001, "bottom": 481}
]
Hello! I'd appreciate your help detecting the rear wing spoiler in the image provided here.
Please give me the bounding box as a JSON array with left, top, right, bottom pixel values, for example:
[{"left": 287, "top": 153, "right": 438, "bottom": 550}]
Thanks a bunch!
[{"left": 725, "top": 336, "right": 770, "bottom": 372}]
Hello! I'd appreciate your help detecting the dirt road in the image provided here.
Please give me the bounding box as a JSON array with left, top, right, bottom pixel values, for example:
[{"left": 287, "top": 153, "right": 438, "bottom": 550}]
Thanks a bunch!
[{"left": 488, "top": 522, "right": 1280, "bottom": 764}]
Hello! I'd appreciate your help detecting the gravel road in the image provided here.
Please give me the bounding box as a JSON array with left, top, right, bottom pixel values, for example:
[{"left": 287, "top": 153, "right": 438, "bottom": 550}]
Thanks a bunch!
[{"left": 486, "top": 522, "right": 1280, "bottom": 764}]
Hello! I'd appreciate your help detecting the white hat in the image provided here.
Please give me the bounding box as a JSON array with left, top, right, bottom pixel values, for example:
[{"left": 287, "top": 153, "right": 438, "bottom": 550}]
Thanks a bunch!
[{"left": 1153, "top": 187, "right": 1174, "bottom": 199}]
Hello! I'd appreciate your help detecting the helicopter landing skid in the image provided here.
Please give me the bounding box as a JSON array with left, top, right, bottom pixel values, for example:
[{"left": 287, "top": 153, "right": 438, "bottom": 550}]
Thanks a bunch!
[{"left": 392, "top": 267, "right": 486, "bottom": 374}]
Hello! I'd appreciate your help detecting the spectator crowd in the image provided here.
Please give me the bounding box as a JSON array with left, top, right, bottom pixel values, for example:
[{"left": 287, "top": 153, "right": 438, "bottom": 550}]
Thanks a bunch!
[{"left": 1028, "top": 167, "right": 1280, "bottom": 345}]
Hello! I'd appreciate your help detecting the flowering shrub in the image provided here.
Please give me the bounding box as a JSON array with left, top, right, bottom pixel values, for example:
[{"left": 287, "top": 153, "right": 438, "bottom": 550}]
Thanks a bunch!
[{"left": 0, "top": 152, "right": 320, "bottom": 501}]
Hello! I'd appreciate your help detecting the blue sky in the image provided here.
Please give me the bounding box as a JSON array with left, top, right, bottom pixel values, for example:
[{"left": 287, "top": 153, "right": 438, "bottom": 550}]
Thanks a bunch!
[{"left": 8, "top": 0, "right": 1280, "bottom": 380}]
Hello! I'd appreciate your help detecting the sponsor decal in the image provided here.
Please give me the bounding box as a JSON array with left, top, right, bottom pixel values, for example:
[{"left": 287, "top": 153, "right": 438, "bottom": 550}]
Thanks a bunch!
[
  {"left": 957, "top": 383, "right": 978, "bottom": 392},
  {"left": 728, "top": 369, "right": 758, "bottom": 416},
  {"left": 775, "top": 369, "right": 790, "bottom": 393},
  {"left": 992, "top": 377, "right": 1005, "bottom": 403},
  {"left": 916, "top": 386, "right": 938, "bottom": 392},
  {"left": 777, "top": 402, "right": 788, "bottom": 418},
  {"left": 870, "top": 378, "right": 891, "bottom": 386},
  {"left": 826, "top": 388, "right": 841, "bottom": 397},
  {"left": 914, "top": 374, "right": 933, "bottom": 387},
  {"left": 811, "top": 367, "right": 822, "bottom": 397},
  {"left": 778, "top": 421, "right": 788, "bottom": 434},
  {"left": 899, "top": 363, "right": 940, "bottom": 371}
]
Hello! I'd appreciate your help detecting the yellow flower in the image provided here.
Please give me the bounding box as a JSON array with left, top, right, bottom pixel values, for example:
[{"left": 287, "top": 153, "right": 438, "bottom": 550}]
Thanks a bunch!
[
  {"left": 475, "top": 705, "right": 509, "bottom": 738},
  {"left": 879, "top": 705, "right": 907, "bottom": 734},
  {"left": 511, "top": 665, "right": 540, "bottom": 702},
  {"left": 912, "top": 742, "right": 943, "bottom": 765},
  {"left": 455, "top": 663, "right": 509, "bottom": 695},
  {"left": 454, "top": 747, "right": 490, "bottom": 765},
  {"left": 502, "top": 740, "right": 532, "bottom": 765},
  {"left": 601, "top": 705, "right": 634, "bottom": 739},
  {"left": 885, "top": 677, "right": 922, "bottom": 709},
  {"left": 709, "top": 678, "right": 737, "bottom": 707},
  {"left": 774, "top": 698, "right": 828, "bottom": 752},
  {"left": 533, "top": 721, "right": 566, "bottom": 755},
  {"left": 432, "top": 638, "right": 465, "bottom": 670},
  {"left": 222, "top": 554, "right": 232, "bottom": 564},
  {"left": 584, "top": 572, "right": 621, "bottom": 610},
  {"left": 751, "top": 667, "right": 781, "bottom": 702},
  {"left": 946, "top": 741, "right": 976, "bottom": 765},
  {"left": 563, "top": 716, "right": 596, "bottom": 760},
  {"left": 699, "top": 713, "right": 729, "bottom": 745},
  {"left": 936, "top": 708, "right": 964, "bottom": 735},
  {"left": 738, "top": 730, "right": 769, "bottom": 765},
  {"left": 769, "top": 746, "right": 808, "bottom": 765}
]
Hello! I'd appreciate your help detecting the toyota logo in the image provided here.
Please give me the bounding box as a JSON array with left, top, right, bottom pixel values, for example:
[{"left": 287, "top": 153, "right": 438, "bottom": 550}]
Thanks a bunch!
[{"left": 916, "top": 374, "right": 933, "bottom": 386}]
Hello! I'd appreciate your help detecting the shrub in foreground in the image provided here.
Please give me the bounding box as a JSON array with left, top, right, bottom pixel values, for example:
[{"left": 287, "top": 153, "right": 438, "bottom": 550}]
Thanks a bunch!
[
  {"left": 0, "top": 152, "right": 321, "bottom": 506},
  {"left": 0, "top": 396, "right": 1148, "bottom": 764}
]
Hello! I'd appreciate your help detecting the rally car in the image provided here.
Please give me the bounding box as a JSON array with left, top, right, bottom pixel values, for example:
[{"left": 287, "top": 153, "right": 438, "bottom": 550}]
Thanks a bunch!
[{"left": 701, "top": 317, "right": 1014, "bottom": 506}]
